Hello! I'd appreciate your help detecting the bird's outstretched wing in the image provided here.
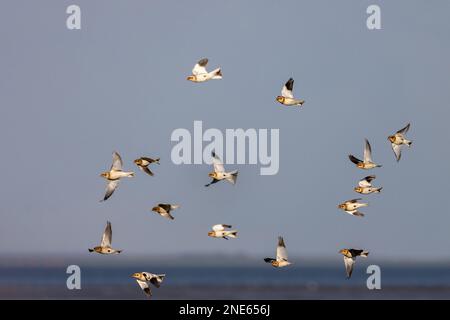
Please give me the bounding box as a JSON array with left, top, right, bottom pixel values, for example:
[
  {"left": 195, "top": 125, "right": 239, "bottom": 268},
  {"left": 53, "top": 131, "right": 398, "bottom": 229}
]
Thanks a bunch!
[
  {"left": 212, "top": 224, "right": 229, "bottom": 231},
  {"left": 192, "top": 58, "right": 208, "bottom": 75},
  {"left": 102, "top": 180, "right": 119, "bottom": 202},
  {"left": 363, "top": 139, "right": 373, "bottom": 163},
  {"left": 344, "top": 256, "right": 355, "bottom": 279},
  {"left": 359, "top": 175, "right": 376, "bottom": 187},
  {"left": 158, "top": 204, "right": 172, "bottom": 212},
  {"left": 391, "top": 143, "right": 402, "bottom": 162},
  {"left": 136, "top": 280, "right": 152, "bottom": 297},
  {"left": 101, "top": 221, "right": 112, "bottom": 248},
  {"left": 348, "top": 155, "right": 362, "bottom": 165},
  {"left": 397, "top": 123, "right": 410, "bottom": 135},
  {"left": 139, "top": 165, "right": 154, "bottom": 176},
  {"left": 264, "top": 258, "right": 275, "bottom": 263},
  {"left": 276, "top": 236, "right": 288, "bottom": 262},
  {"left": 281, "top": 78, "right": 294, "bottom": 98},
  {"left": 211, "top": 151, "right": 225, "bottom": 173},
  {"left": 205, "top": 179, "right": 219, "bottom": 187},
  {"left": 111, "top": 151, "right": 123, "bottom": 171}
]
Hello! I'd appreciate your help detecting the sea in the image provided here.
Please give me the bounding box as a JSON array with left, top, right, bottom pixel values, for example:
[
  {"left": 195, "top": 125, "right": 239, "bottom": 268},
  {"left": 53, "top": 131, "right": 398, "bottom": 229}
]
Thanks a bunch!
[{"left": 1, "top": 258, "right": 450, "bottom": 299}]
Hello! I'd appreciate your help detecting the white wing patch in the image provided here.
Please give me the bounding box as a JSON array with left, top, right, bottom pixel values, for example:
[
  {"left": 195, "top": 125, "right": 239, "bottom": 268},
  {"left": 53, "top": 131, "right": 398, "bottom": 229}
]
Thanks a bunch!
[
  {"left": 111, "top": 151, "right": 123, "bottom": 171},
  {"left": 392, "top": 143, "right": 402, "bottom": 162},
  {"left": 101, "top": 221, "right": 112, "bottom": 248},
  {"left": 212, "top": 224, "right": 226, "bottom": 231},
  {"left": 363, "top": 139, "right": 373, "bottom": 163},
  {"left": 281, "top": 85, "right": 293, "bottom": 99},
  {"left": 212, "top": 153, "right": 225, "bottom": 173},
  {"left": 344, "top": 256, "right": 355, "bottom": 278}
]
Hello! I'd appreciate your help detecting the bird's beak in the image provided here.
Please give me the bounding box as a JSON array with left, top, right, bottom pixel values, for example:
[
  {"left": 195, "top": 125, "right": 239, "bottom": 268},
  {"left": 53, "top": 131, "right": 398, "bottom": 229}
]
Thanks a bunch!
[
  {"left": 207, "top": 231, "right": 214, "bottom": 237},
  {"left": 131, "top": 273, "right": 139, "bottom": 279},
  {"left": 186, "top": 76, "right": 194, "bottom": 81}
]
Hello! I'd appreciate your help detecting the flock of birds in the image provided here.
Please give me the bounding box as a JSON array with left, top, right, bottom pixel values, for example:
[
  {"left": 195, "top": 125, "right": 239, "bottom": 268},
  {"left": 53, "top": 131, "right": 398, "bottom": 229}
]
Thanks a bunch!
[{"left": 89, "top": 58, "right": 413, "bottom": 297}]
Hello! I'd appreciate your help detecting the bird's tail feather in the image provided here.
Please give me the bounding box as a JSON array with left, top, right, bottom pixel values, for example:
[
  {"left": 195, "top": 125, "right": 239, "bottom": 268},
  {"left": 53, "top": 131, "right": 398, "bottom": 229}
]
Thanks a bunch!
[
  {"left": 226, "top": 171, "right": 238, "bottom": 184},
  {"left": 226, "top": 231, "right": 238, "bottom": 238},
  {"left": 361, "top": 251, "right": 369, "bottom": 257},
  {"left": 212, "top": 68, "right": 222, "bottom": 79}
]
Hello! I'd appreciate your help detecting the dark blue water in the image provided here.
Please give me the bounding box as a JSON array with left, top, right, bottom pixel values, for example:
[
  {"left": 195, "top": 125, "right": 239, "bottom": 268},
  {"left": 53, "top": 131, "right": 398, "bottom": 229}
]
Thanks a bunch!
[
  {"left": 2, "top": 265, "right": 450, "bottom": 286},
  {"left": 2, "top": 265, "right": 450, "bottom": 299}
]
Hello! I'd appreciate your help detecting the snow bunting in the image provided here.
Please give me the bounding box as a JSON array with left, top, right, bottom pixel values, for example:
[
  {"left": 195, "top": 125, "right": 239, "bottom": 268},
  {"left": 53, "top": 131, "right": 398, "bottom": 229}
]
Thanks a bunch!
[
  {"left": 388, "top": 123, "right": 412, "bottom": 162},
  {"left": 88, "top": 221, "right": 122, "bottom": 254},
  {"left": 339, "top": 249, "right": 369, "bottom": 279},
  {"left": 205, "top": 151, "right": 238, "bottom": 187},
  {"left": 100, "top": 151, "right": 134, "bottom": 201},
  {"left": 338, "top": 198, "right": 368, "bottom": 217},
  {"left": 354, "top": 175, "right": 382, "bottom": 194},
  {"left": 348, "top": 139, "right": 382, "bottom": 169},
  {"left": 264, "top": 236, "right": 291, "bottom": 268},
  {"left": 276, "top": 78, "right": 305, "bottom": 106},
  {"left": 208, "top": 224, "right": 238, "bottom": 240},
  {"left": 131, "top": 272, "right": 165, "bottom": 298},
  {"left": 152, "top": 203, "right": 180, "bottom": 220},
  {"left": 186, "top": 58, "right": 222, "bottom": 83},
  {"left": 134, "top": 157, "right": 160, "bottom": 176}
]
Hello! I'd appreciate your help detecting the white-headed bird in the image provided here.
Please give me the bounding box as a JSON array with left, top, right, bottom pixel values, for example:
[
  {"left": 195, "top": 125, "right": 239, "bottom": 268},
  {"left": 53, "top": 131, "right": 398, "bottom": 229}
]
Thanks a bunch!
[
  {"left": 276, "top": 78, "right": 305, "bottom": 107},
  {"left": 354, "top": 175, "right": 382, "bottom": 194},
  {"left": 349, "top": 139, "right": 382, "bottom": 170},
  {"left": 388, "top": 123, "right": 412, "bottom": 162},
  {"left": 264, "top": 236, "right": 291, "bottom": 268},
  {"left": 339, "top": 248, "right": 369, "bottom": 279},
  {"left": 134, "top": 157, "right": 160, "bottom": 176},
  {"left": 88, "top": 221, "right": 122, "bottom": 254},
  {"left": 152, "top": 203, "right": 180, "bottom": 220},
  {"left": 205, "top": 151, "right": 238, "bottom": 187},
  {"left": 186, "top": 58, "right": 222, "bottom": 83},
  {"left": 131, "top": 272, "right": 165, "bottom": 298},
  {"left": 338, "top": 198, "right": 368, "bottom": 217},
  {"left": 100, "top": 151, "right": 134, "bottom": 201},
  {"left": 208, "top": 224, "right": 238, "bottom": 240}
]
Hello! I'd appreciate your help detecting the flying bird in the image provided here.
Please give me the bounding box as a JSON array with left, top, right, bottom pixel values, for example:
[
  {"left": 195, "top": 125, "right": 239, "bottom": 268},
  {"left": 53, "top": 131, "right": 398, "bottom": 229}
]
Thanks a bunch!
[
  {"left": 186, "top": 58, "right": 222, "bottom": 83},
  {"left": 208, "top": 224, "right": 238, "bottom": 240},
  {"left": 100, "top": 151, "right": 134, "bottom": 201},
  {"left": 88, "top": 221, "right": 122, "bottom": 254},
  {"left": 276, "top": 78, "right": 305, "bottom": 106},
  {"left": 354, "top": 175, "right": 382, "bottom": 194},
  {"left": 338, "top": 198, "right": 368, "bottom": 217},
  {"left": 264, "top": 236, "right": 291, "bottom": 268},
  {"left": 131, "top": 272, "right": 165, "bottom": 298},
  {"left": 348, "top": 139, "right": 382, "bottom": 169},
  {"left": 134, "top": 157, "right": 160, "bottom": 176},
  {"left": 388, "top": 123, "right": 412, "bottom": 162},
  {"left": 152, "top": 203, "right": 180, "bottom": 220},
  {"left": 205, "top": 151, "right": 238, "bottom": 187},
  {"left": 339, "top": 249, "right": 369, "bottom": 279}
]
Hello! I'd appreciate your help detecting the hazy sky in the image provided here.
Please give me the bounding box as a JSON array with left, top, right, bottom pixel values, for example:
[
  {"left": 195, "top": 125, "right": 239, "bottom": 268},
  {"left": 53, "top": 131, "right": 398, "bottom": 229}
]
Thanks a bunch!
[{"left": 0, "top": 1, "right": 449, "bottom": 260}]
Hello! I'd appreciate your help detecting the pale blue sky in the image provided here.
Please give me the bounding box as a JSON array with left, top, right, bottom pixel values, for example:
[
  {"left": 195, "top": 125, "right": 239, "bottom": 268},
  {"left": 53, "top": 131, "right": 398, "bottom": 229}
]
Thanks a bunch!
[{"left": 0, "top": 1, "right": 449, "bottom": 260}]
